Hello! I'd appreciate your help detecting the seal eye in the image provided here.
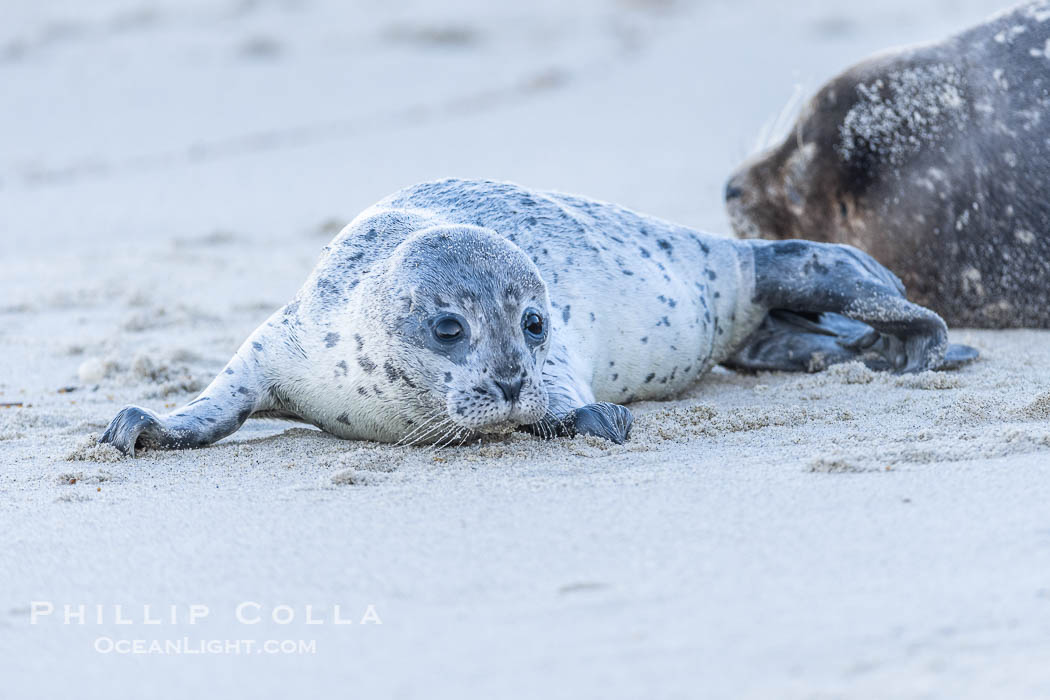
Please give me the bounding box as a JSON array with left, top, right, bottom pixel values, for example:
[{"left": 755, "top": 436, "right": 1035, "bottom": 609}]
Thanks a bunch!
[
  {"left": 522, "top": 309, "right": 545, "bottom": 341},
  {"left": 433, "top": 316, "right": 465, "bottom": 343}
]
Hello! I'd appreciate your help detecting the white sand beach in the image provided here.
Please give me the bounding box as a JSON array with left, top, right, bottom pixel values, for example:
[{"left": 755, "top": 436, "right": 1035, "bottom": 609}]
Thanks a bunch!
[{"left": 3, "top": 0, "right": 1050, "bottom": 697}]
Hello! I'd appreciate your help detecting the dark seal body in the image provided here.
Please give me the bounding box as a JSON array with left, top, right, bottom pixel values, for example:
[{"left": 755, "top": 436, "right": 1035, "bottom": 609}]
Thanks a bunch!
[{"left": 726, "top": 1, "right": 1050, "bottom": 328}]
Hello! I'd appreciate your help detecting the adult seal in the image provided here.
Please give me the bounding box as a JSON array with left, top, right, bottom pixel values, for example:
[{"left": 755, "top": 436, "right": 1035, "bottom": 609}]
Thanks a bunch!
[
  {"left": 100, "top": 178, "right": 976, "bottom": 455},
  {"left": 725, "top": 1, "right": 1050, "bottom": 328}
]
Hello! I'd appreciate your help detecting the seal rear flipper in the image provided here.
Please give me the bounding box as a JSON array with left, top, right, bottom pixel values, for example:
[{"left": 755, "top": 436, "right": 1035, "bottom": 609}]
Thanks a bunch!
[
  {"left": 98, "top": 339, "right": 276, "bottom": 457},
  {"left": 724, "top": 310, "right": 874, "bottom": 373},
  {"left": 940, "top": 343, "right": 980, "bottom": 370},
  {"left": 745, "top": 239, "right": 967, "bottom": 372},
  {"left": 725, "top": 310, "right": 978, "bottom": 373}
]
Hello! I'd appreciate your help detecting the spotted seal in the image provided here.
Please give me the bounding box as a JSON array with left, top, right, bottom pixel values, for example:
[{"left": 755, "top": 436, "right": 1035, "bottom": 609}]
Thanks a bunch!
[
  {"left": 100, "top": 178, "right": 976, "bottom": 455},
  {"left": 725, "top": 1, "right": 1050, "bottom": 328}
]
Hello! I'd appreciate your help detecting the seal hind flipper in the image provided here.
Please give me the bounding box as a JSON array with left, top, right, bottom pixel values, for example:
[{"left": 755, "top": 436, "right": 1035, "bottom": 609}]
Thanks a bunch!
[
  {"left": 725, "top": 310, "right": 978, "bottom": 373},
  {"left": 743, "top": 239, "right": 972, "bottom": 373},
  {"left": 725, "top": 310, "right": 878, "bottom": 373},
  {"left": 940, "top": 343, "right": 980, "bottom": 371}
]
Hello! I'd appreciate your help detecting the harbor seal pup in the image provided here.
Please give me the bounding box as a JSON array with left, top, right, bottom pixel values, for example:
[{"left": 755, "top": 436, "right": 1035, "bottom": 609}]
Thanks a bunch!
[
  {"left": 100, "top": 178, "right": 976, "bottom": 455},
  {"left": 725, "top": 1, "right": 1050, "bottom": 328}
]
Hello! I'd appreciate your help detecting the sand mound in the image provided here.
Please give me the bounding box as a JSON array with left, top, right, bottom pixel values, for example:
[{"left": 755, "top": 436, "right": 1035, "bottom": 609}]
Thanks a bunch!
[{"left": 65, "top": 434, "right": 126, "bottom": 463}]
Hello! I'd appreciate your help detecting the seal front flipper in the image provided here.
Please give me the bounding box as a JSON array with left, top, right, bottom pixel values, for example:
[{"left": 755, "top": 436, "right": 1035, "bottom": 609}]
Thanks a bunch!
[
  {"left": 523, "top": 402, "right": 634, "bottom": 444},
  {"left": 519, "top": 342, "right": 633, "bottom": 443},
  {"left": 572, "top": 403, "right": 633, "bottom": 444},
  {"left": 98, "top": 333, "right": 278, "bottom": 457},
  {"left": 741, "top": 239, "right": 974, "bottom": 373}
]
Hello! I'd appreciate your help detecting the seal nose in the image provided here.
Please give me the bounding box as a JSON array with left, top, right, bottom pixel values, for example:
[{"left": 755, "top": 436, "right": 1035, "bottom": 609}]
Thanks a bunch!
[
  {"left": 494, "top": 378, "right": 522, "bottom": 403},
  {"left": 724, "top": 178, "right": 744, "bottom": 201}
]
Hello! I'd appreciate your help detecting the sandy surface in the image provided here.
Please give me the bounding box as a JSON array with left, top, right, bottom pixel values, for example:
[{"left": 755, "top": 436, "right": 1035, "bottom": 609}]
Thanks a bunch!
[{"left": 4, "top": 0, "right": 1050, "bottom": 697}]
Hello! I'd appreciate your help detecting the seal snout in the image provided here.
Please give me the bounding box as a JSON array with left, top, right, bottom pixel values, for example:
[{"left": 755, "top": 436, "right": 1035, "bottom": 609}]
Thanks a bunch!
[
  {"left": 494, "top": 378, "right": 522, "bottom": 403},
  {"left": 444, "top": 364, "right": 548, "bottom": 434},
  {"left": 724, "top": 178, "right": 744, "bottom": 202}
]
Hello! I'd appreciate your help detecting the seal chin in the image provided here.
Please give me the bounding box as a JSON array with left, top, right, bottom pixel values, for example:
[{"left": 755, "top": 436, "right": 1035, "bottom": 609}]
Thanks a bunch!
[
  {"left": 475, "top": 420, "right": 519, "bottom": 436},
  {"left": 449, "top": 407, "right": 543, "bottom": 436},
  {"left": 724, "top": 171, "right": 762, "bottom": 240},
  {"left": 726, "top": 199, "right": 761, "bottom": 239}
]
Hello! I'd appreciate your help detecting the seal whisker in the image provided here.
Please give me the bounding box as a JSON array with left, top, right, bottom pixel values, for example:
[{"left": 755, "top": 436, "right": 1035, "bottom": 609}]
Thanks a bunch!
[
  {"left": 753, "top": 82, "right": 807, "bottom": 154},
  {"left": 394, "top": 409, "right": 446, "bottom": 447},
  {"left": 536, "top": 409, "right": 564, "bottom": 440},
  {"left": 408, "top": 417, "right": 456, "bottom": 448},
  {"left": 399, "top": 411, "right": 452, "bottom": 448},
  {"left": 399, "top": 408, "right": 443, "bottom": 438},
  {"left": 421, "top": 422, "right": 459, "bottom": 453},
  {"left": 435, "top": 427, "right": 464, "bottom": 451}
]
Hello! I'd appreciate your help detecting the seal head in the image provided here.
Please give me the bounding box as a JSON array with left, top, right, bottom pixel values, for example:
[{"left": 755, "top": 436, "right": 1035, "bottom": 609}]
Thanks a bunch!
[
  {"left": 725, "top": 56, "right": 970, "bottom": 261},
  {"left": 362, "top": 225, "right": 553, "bottom": 441},
  {"left": 724, "top": 3, "right": 1050, "bottom": 327}
]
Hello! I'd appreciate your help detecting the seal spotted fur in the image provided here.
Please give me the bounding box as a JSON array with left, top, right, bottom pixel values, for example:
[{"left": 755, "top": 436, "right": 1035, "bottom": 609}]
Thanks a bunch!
[
  {"left": 726, "top": 1, "right": 1050, "bottom": 328},
  {"left": 100, "top": 178, "right": 975, "bottom": 455}
]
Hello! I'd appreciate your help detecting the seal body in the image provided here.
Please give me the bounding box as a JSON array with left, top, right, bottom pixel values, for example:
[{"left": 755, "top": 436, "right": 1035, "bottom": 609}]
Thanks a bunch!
[
  {"left": 726, "top": 1, "right": 1050, "bottom": 328},
  {"left": 101, "top": 178, "right": 973, "bottom": 455}
]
